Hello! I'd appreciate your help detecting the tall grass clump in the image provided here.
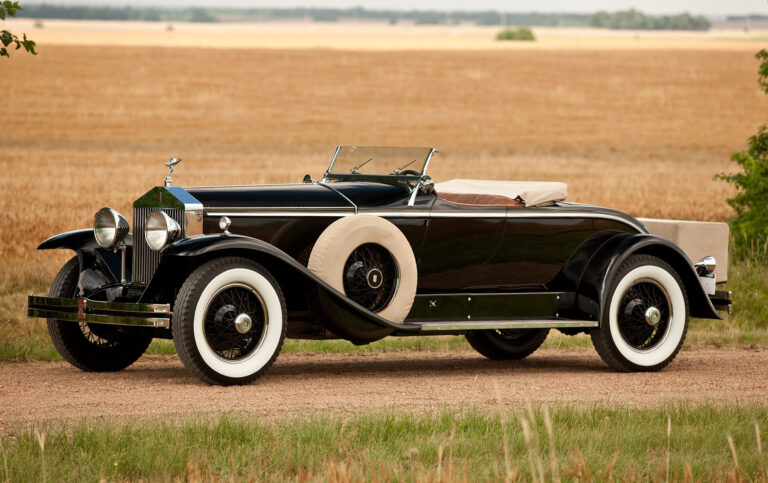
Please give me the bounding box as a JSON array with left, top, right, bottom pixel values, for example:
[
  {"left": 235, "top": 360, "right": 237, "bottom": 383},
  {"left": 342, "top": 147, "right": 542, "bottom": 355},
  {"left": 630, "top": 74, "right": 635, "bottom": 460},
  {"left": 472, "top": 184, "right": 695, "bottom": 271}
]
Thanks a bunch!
[
  {"left": 718, "top": 49, "right": 768, "bottom": 260},
  {"left": 2, "top": 405, "right": 766, "bottom": 481},
  {"left": 496, "top": 26, "right": 535, "bottom": 41}
]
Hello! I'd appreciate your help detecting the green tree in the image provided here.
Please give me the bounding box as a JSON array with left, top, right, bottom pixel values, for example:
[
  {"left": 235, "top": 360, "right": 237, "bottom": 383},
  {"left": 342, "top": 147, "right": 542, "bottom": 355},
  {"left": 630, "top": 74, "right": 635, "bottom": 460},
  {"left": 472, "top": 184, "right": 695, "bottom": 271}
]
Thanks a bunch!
[
  {"left": 1, "top": 1, "right": 36, "bottom": 57},
  {"left": 717, "top": 50, "right": 768, "bottom": 258}
]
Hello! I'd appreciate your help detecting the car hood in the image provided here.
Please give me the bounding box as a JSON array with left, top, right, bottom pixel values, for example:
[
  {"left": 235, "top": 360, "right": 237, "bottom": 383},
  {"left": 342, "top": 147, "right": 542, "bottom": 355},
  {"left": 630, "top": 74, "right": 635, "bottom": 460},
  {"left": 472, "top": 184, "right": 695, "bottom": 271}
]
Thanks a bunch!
[{"left": 185, "top": 182, "right": 409, "bottom": 209}]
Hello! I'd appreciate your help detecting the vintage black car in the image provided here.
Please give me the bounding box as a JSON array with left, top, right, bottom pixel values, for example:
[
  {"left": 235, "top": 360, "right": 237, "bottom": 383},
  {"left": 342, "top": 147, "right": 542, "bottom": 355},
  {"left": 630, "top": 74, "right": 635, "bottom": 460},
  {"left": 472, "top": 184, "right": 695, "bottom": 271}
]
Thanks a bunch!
[{"left": 28, "top": 146, "right": 732, "bottom": 385}]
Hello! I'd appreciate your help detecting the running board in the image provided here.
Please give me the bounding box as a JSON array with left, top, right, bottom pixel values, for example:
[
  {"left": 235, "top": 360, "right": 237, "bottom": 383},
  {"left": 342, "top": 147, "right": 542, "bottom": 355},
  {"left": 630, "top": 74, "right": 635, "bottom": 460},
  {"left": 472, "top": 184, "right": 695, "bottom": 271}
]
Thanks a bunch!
[{"left": 415, "top": 319, "right": 597, "bottom": 333}]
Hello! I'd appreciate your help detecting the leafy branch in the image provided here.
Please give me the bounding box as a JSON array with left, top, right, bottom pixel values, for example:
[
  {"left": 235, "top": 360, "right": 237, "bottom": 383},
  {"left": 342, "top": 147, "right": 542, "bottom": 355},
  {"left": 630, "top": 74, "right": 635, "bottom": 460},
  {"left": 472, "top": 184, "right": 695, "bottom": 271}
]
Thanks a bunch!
[
  {"left": 717, "top": 50, "right": 768, "bottom": 258},
  {"left": 1, "top": 1, "right": 37, "bottom": 58},
  {"left": 757, "top": 49, "right": 768, "bottom": 95}
]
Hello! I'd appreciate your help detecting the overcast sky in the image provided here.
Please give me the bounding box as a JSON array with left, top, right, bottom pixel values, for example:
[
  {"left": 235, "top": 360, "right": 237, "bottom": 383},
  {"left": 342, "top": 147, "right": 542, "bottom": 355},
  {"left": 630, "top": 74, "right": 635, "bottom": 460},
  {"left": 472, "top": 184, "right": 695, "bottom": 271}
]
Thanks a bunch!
[{"left": 26, "top": 0, "right": 768, "bottom": 16}]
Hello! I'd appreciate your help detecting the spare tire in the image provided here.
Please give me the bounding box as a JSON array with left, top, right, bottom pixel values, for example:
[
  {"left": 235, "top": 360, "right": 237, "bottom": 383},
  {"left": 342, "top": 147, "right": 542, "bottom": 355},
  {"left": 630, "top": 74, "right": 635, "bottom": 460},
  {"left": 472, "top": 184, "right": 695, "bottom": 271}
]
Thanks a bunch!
[{"left": 308, "top": 215, "right": 417, "bottom": 323}]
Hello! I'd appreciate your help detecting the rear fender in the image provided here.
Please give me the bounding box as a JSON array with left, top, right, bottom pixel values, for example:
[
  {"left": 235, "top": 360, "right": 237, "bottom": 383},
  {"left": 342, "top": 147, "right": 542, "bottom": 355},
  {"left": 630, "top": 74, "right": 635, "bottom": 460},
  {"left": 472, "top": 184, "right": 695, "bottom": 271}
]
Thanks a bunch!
[
  {"left": 577, "top": 233, "right": 721, "bottom": 324},
  {"left": 142, "top": 234, "right": 419, "bottom": 343}
]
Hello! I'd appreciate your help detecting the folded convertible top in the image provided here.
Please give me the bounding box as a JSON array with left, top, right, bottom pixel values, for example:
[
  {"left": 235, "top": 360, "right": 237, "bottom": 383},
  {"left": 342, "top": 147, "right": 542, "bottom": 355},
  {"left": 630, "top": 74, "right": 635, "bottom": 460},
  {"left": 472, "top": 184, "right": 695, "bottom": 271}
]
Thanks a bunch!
[{"left": 434, "top": 179, "right": 568, "bottom": 207}]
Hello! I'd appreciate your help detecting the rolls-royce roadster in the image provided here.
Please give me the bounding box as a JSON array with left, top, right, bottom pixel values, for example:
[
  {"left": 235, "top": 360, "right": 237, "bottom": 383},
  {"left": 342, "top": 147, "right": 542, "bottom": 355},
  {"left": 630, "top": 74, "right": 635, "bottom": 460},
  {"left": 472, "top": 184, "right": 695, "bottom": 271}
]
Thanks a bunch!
[{"left": 28, "top": 146, "right": 732, "bottom": 385}]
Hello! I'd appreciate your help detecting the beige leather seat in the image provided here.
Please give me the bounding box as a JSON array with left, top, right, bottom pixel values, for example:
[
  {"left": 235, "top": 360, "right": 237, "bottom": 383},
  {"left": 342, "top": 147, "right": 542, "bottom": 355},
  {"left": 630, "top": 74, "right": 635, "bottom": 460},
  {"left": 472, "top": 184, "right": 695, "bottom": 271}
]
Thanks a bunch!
[
  {"left": 436, "top": 192, "right": 524, "bottom": 207},
  {"left": 434, "top": 179, "right": 568, "bottom": 207}
]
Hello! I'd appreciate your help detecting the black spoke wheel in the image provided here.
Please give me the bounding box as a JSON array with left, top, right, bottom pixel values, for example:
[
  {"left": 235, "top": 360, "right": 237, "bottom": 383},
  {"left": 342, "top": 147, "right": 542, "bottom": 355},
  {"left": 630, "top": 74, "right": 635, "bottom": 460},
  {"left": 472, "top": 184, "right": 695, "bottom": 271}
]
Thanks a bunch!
[
  {"left": 46, "top": 257, "right": 152, "bottom": 372},
  {"left": 203, "top": 285, "right": 266, "bottom": 361},
  {"left": 591, "top": 254, "right": 689, "bottom": 373},
  {"left": 616, "top": 280, "right": 671, "bottom": 351},
  {"left": 466, "top": 328, "right": 549, "bottom": 360},
  {"left": 342, "top": 243, "right": 399, "bottom": 312},
  {"left": 172, "top": 257, "right": 287, "bottom": 386}
]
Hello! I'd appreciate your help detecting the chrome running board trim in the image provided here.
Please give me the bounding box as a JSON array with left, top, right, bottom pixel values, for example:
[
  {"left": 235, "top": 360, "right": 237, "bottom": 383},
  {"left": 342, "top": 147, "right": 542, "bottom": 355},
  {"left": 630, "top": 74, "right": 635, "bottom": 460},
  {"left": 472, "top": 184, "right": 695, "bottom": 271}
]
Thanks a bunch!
[{"left": 415, "top": 319, "right": 597, "bottom": 332}]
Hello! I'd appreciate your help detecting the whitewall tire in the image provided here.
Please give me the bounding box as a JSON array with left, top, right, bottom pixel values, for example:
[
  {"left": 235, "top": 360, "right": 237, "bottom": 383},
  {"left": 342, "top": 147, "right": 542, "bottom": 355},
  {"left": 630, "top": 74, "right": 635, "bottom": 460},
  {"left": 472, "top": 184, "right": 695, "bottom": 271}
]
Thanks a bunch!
[
  {"left": 591, "top": 254, "right": 689, "bottom": 372},
  {"left": 307, "top": 215, "right": 417, "bottom": 323},
  {"left": 173, "top": 257, "right": 286, "bottom": 385}
]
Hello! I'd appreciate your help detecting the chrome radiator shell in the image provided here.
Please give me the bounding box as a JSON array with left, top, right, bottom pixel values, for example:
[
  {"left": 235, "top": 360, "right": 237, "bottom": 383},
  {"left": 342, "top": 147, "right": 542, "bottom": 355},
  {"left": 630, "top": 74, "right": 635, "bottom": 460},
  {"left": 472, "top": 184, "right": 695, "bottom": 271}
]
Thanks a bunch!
[{"left": 131, "top": 186, "right": 203, "bottom": 284}]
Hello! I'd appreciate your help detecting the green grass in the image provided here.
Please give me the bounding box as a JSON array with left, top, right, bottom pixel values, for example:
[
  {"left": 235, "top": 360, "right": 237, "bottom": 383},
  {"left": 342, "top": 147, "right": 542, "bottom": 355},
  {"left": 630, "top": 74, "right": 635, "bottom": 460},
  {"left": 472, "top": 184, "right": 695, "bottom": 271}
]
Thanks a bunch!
[
  {"left": 687, "top": 258, "right": 768, "bottom": 347},
  {"left": 1, "top": 258, "right": 766, "bottom": 363},
  {"left": 3, "top": 405, "right": 766, "bottom": 482}
]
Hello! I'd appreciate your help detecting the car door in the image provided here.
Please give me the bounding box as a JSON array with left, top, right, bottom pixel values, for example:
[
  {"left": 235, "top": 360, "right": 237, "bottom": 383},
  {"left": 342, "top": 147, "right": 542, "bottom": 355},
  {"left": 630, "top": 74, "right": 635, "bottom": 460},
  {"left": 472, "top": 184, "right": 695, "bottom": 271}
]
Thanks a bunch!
[{"left": 416, "top": 199, "right": 507, "bottom": 291}]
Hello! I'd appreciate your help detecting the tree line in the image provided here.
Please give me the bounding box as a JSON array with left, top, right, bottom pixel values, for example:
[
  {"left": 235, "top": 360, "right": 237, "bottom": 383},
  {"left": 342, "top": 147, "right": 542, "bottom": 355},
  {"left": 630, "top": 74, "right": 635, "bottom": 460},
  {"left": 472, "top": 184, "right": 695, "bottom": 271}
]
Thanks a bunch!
[
  {"left": 589, "top": 9, "right": 710, "bottom": 31},
  {"left": 16, "top": 5, "right": 711, "bottom": 31}
]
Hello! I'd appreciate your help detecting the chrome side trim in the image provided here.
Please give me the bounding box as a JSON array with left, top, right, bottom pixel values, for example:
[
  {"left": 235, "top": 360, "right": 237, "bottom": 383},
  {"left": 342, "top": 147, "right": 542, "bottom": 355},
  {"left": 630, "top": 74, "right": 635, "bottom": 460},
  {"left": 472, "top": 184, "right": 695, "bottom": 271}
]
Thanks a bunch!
[
  {"left": 207, "top": 210, "right": 355, "bottom": 218},
  {"left": 416, "top": 319, "right": 597, "bottom": 332},
  {"left": 203, "top": 208, "right": 645, "bottom": 231},
  {"left": 509, "top": 211, "right": 646, "bottom": 232}
]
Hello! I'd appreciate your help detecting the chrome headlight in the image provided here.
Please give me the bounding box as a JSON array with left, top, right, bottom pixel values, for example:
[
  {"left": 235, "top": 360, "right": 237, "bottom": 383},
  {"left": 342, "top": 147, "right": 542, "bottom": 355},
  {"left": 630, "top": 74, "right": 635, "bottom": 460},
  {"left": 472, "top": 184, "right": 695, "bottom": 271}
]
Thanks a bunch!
[
  {"left": 93, "top": 207, "right": 129, "bottom": 249},
  {"left": 694, "top": 256, "right": 716, "bottom": 276},
  {"left": 145, "top": 210, "right": 181, "bottom": 251}
]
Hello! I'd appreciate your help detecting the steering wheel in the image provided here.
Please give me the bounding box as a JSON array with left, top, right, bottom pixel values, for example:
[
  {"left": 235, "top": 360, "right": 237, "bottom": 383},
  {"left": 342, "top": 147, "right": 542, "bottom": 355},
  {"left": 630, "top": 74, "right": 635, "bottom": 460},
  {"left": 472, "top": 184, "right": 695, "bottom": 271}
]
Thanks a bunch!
[{"left": 396, "top": 169, "right": 422, "bottom": 177}]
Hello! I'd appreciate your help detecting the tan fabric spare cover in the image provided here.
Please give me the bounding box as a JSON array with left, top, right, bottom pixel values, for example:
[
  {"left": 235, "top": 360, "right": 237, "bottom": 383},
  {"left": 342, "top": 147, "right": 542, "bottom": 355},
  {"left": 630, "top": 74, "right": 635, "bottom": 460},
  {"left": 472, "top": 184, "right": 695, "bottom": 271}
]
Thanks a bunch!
[
  {"left": 638, "top": 218, "right": 729, "bottom": 283},
  {"left": 434, "top": 179, "right": 568, "bottom": 207}
]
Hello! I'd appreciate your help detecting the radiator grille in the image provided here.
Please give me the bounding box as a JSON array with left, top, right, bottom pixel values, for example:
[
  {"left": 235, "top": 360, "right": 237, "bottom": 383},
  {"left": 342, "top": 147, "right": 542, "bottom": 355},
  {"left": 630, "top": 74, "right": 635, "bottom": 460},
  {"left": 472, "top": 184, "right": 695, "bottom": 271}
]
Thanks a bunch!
[{"left": 132, "top": 207, "right": 185, "bottom": 283}]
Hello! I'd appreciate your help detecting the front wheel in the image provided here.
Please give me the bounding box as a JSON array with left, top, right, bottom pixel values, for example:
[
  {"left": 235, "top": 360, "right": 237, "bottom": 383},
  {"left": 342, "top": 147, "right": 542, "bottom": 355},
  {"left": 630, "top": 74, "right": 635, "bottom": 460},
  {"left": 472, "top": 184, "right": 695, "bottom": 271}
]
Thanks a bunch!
[
  {"left": 172, "top": 257, "right": 286, "bottom": 385},
  {"left": 591, "top": 254, "right": 689, "bottom": 372},
  {"left": 466, "top": 328, "right": 549, "bottom": 360},
  {"left": 47, "top": 257, "right": 152, "bottom": 372}
]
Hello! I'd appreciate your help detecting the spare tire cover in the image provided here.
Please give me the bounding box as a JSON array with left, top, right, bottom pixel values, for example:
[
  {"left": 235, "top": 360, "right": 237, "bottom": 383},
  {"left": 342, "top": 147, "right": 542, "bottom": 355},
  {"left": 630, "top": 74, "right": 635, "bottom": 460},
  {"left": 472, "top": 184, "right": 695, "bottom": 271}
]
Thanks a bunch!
[{"left": 307, "top": 215, "right": 418, "bottom": 323}]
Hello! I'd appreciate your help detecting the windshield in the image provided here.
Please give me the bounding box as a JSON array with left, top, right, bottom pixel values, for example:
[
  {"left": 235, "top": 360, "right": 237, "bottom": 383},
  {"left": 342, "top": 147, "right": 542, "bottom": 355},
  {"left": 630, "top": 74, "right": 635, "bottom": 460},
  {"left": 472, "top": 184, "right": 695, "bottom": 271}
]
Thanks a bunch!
[{"left": 327, "top": 146, "right": 435, "bottom": 177}]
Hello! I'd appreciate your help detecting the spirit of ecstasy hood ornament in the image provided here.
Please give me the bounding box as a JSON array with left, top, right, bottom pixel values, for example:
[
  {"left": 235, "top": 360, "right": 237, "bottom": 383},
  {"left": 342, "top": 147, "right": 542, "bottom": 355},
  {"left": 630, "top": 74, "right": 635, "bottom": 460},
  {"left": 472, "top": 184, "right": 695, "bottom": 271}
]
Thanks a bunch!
[{"left": 164, "top": 157, "right": 182, "bottom": 187}]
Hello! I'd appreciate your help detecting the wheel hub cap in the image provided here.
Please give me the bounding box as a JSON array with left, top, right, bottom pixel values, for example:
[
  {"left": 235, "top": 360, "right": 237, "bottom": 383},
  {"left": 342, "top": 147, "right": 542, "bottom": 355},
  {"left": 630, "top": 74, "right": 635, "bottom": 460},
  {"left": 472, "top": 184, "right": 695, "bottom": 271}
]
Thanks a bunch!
[
  {"left": 342, "top": 243, "right": 399, "bottom": 312},
  {"left": 644, "top": 306, "right": 661, "bottom": 326},
  {"left": 234, "top": 313, "right": 253, "bottom": 334},
  {"left": 366, "top": 268, "right": 383, "bottom": 289},
  {"left": 204, "top": 285, "right": 266, "bottom": 361},
  {"left": 617, "top": 279, "right": 671, "bottom": 351}
]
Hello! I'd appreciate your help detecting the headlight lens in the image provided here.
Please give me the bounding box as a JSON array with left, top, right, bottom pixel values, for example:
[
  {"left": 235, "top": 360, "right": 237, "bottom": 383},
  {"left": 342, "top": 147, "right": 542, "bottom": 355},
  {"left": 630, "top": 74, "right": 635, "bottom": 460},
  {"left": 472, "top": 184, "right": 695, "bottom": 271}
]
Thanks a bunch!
[
  {"left": 93, "top": 207, "right": 129, "bottom": 249},
  {"left": 145, "top": 210, "right": 181, "bottom": 251}
]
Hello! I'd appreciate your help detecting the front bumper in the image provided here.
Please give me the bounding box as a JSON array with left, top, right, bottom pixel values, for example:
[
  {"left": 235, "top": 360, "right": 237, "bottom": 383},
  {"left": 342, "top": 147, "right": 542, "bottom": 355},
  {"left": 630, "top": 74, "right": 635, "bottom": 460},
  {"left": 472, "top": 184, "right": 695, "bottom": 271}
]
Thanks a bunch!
[{"left": 27, "top": 295, "right": 171, "bottom": 328}]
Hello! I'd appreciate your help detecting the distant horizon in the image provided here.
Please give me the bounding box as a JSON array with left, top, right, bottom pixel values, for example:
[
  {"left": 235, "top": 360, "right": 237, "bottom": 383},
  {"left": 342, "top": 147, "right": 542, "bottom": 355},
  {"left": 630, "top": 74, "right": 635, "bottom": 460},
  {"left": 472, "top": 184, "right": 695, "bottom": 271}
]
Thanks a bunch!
[{"left": 18, "top": 0, "right": 768, "bottom": 18}]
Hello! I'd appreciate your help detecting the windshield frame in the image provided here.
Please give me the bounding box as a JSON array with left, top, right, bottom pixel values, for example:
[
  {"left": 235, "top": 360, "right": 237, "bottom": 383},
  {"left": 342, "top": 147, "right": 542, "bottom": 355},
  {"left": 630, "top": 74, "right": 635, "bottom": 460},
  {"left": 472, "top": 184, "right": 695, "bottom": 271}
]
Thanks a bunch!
[{"left": 322, "top": 146, "right": 437, "bottom": 183}]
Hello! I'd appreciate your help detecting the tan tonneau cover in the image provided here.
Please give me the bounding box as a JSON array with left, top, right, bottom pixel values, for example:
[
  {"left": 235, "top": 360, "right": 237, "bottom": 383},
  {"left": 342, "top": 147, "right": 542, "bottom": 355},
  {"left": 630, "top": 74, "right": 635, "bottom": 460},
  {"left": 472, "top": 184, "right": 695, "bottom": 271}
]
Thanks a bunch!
[{"left": 434, "top": 179, "right": 568, "bottom": 207}]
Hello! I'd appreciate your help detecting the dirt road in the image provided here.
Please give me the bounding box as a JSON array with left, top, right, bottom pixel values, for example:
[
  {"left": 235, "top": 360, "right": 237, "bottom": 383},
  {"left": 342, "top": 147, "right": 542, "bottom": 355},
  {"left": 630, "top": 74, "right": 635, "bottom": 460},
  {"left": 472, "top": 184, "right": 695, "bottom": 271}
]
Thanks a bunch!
[{"left": 1, "top": 347, "right": 765, "bottom": 427}]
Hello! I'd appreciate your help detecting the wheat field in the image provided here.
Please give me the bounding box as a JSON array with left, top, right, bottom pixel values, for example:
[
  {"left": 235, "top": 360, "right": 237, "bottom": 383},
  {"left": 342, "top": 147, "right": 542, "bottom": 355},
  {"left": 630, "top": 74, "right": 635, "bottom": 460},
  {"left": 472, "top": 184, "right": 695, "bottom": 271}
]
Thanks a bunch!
[{"left": 2, "top": 37, "right": 767, "bottom": 285}]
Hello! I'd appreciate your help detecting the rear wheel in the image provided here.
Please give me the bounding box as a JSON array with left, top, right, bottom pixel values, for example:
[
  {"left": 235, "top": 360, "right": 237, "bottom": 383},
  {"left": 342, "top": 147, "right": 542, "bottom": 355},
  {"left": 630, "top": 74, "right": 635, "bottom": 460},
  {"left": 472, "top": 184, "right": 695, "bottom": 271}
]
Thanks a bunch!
[
  {"left": 47, "top": 257, "right": 152, "bottom": 372},
  {"left": 591, "top": 254, "right": 689, "bottom": 372},
  {"left": 172, "top": 257, "right": 286, "bottom": 385},
  {"left": 466, "top": 328, "right": 549, "bottom": 360}
]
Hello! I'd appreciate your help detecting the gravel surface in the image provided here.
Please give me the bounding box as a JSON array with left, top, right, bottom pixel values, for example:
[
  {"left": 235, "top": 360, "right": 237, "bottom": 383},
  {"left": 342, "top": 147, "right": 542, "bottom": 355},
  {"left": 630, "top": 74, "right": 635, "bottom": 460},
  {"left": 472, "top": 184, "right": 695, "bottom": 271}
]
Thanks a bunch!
[{"left": 1, "top": 347, "right": 766, "bottom": 428}]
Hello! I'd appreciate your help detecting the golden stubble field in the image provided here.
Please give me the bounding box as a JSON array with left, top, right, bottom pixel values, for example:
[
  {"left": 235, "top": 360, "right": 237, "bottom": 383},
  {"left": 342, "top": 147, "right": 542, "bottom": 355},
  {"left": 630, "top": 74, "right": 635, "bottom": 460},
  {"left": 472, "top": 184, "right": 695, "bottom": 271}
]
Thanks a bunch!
[{"left": 2, "top": 32, "right": 767, "bottom": 285}]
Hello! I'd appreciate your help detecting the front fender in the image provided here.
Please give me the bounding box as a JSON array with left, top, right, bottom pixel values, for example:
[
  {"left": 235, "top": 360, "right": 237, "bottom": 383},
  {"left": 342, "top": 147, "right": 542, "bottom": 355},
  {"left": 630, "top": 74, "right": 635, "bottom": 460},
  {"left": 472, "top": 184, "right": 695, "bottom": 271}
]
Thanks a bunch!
[
  {"left": 579, "top": 233, "right": 721, "bottom": 324},
  {"left": 37, "top": 229, "right": 132, "bottom": 286},
  {"left": 38, "top": 229, "right": 98, "bottom": 251},
  {"left": 142, "top": 234, "right": 419, "bottom": 343}
]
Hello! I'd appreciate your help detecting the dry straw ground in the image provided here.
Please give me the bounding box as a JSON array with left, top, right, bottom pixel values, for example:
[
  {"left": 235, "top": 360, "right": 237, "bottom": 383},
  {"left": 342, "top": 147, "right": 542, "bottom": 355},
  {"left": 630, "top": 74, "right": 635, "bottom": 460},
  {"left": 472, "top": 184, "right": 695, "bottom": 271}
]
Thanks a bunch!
[
  {"left": 1, "top": 30, "right": 767, "bottom": 481},
  {"left": 1, "top": 36, "right": 767, "bottom": 286}
]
